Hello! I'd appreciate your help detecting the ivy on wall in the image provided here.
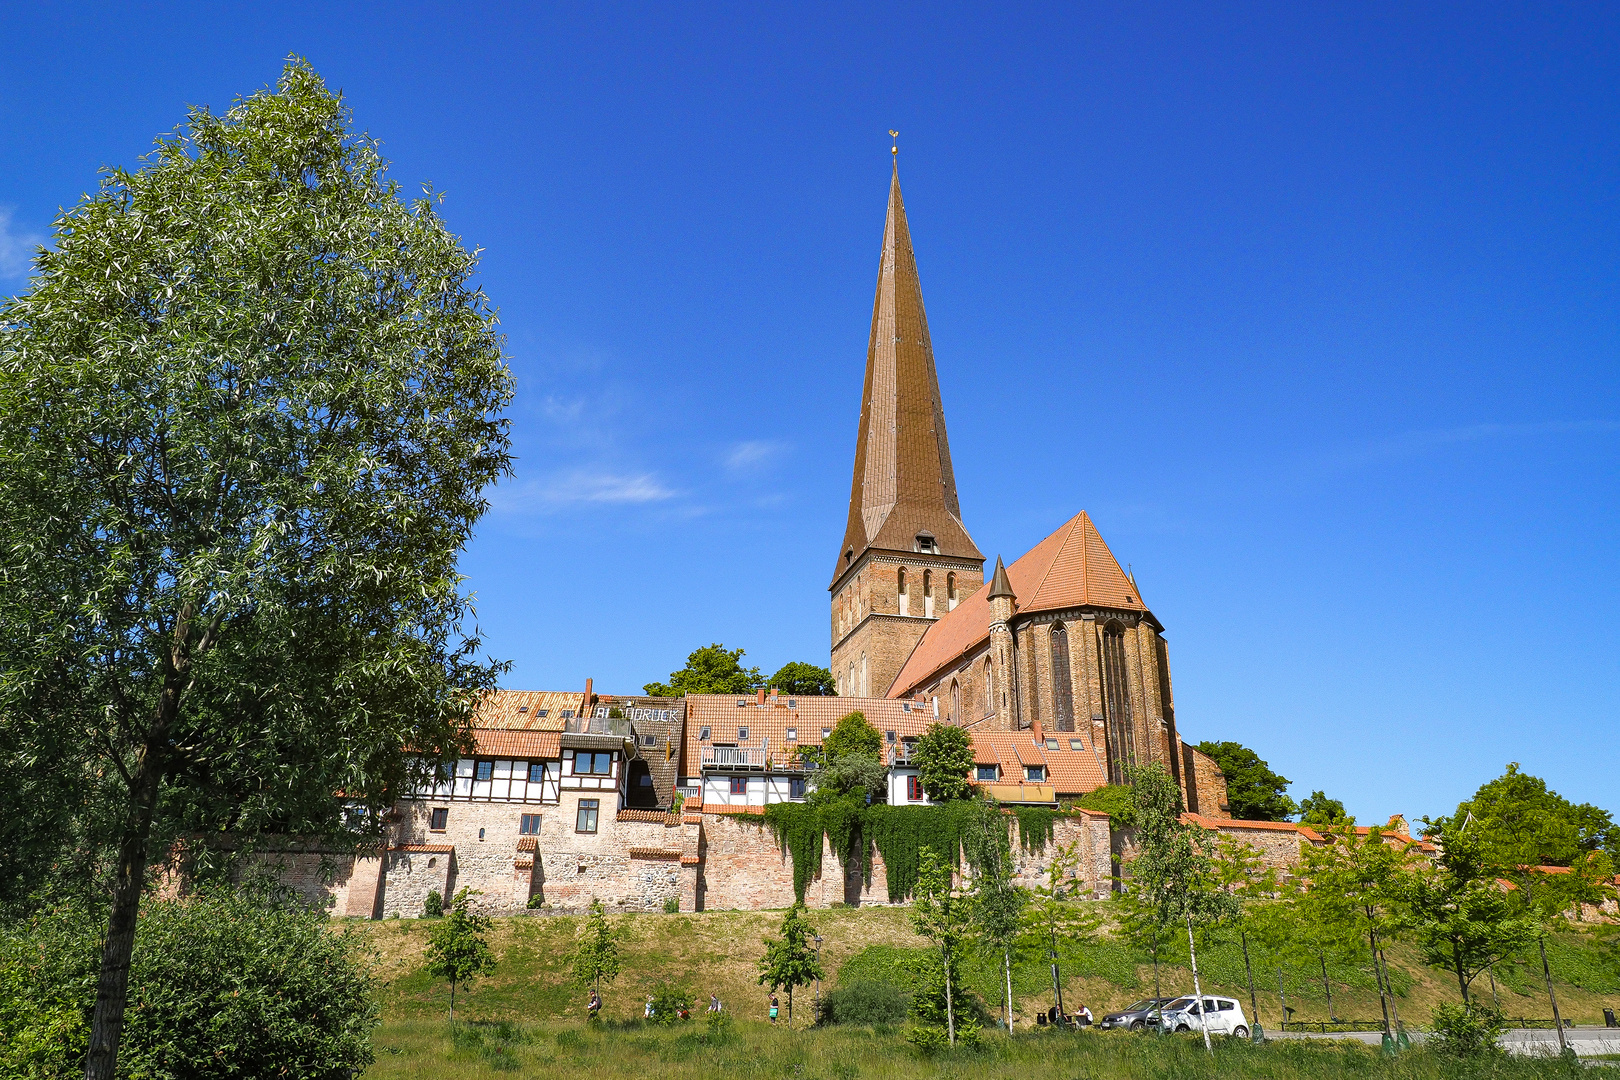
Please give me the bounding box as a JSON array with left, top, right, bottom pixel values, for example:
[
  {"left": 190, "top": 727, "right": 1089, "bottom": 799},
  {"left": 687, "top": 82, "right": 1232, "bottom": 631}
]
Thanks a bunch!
[{"left": 765, "top": 801, "right": 1071, "bottom": 904}]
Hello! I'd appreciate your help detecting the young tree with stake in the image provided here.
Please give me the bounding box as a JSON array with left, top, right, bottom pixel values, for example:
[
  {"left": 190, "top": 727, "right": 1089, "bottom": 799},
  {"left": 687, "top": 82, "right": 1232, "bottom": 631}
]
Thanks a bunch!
[
  {"left": 911, "top": 846, "right": 970, "bottom": 1046},
  {"left": 757, "top": 905, "right": 824, "bottom": 1026},
  {"left": 0, "top": 61, "right": 512, "bottom": 1080},
  {"left": 964, "top": 800, "right": 1027, "bottom": 1031},
  {"left": 424, "top": 889, "right": 497, "bottom": 1020},
  {"left": 570, "top": 899, "right": 622, "bottom": 1017}
]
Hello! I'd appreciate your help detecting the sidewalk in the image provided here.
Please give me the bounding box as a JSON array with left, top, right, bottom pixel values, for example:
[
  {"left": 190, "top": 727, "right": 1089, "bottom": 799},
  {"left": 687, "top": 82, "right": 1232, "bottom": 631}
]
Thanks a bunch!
[{"left": 1269, "top": 1026, "right": 1620, "bottom": 1058}]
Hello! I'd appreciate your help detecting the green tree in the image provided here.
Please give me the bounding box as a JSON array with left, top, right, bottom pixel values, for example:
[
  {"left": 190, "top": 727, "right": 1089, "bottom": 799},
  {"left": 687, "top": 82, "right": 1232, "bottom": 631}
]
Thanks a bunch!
[
  {"left": 1211, "top": 835, "right": 1281, "bottom": 1029},
  {"left": 963, "top": 800, "right": 1027, "bottom": 1031},
  {"left": 822, "top": 711, "right": 883, "bottom": 761},
  {"left": 1126, "top": 763, "right": 1239, "bottom": 1053},
  {"left": 1020, "top": 837, "right": 1101, "bottom": 1020},
  {"left": 913, "top": 723, "right": 975, "bottom": 802},
  {"left": 1298, "top": 791, "right": 1351, "bottom": 828},
  {"left": 424, "top": 888, "right": 496, "bottom": 1020},
  {"left": 1461, "top": 762, "right": 1618, "bottom": 866},
  {"left": 0, "top": 61, "right": 510, "bottom": 1079},
  {"left": 1075, "top": 783, "right": 1134, "bottom": 824},
  {"left": 643, "top": 644, "right": 763, "bottom": 696},
  {"left": 808, "top": 712, "right": 887, "bottom": 803},
  {"left": 1193, "top": 741, "right": 1297, "bottom": 822},
  {"left": 757, "top": 905, "right": 824, "bottom": 1026},
  {"left": 569, "top": 898, "right": 622, "bottom": 1013},
  {"left": 910, "top": 846, "right": 971, "bottom": 1046},
  {"left": 1405, "top": 815, "right": 1537, "bottom": 1004},
  {"left": 768, "top": 662, "right": 836, "bottom": 696}
]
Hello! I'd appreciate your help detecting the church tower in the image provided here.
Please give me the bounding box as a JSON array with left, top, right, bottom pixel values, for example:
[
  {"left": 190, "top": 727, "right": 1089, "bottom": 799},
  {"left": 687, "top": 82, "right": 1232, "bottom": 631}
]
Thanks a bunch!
[{"left": 830, "top": 160, "right": 984, "bottom": 697}]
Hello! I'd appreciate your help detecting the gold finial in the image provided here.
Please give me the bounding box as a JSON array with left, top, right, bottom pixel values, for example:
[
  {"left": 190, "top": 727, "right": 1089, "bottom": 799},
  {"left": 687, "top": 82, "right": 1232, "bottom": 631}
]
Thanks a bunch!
[{"left": 889, "top": 129, "right": 899, "bottom": 156}]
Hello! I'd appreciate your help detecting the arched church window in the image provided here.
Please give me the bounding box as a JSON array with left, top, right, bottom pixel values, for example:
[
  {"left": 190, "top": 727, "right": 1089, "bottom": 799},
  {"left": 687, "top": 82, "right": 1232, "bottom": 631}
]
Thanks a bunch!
[
  {"left": 861, "top": 654, "right": 869, "bottom": 697},
  {"left": 898, "top": 567, "right": 909, "bottom": 617},
  {"left": 1100, "top": 622, "right": 1136, "bottom": 785},
  {"left": 1050, "top": 623, "right": 1076, "bottom": 733},
  {"left": 947, "top": 572, "right": 957, "bottom": 610},
  {"left": 923, "top": 570, "right": 934, "bottom": 618},
  {"left": 950, "top": 680, "right": 961, "bottom": 723},
  {"left": 982, "top": 657, "right": 994, "bottom": 717}
]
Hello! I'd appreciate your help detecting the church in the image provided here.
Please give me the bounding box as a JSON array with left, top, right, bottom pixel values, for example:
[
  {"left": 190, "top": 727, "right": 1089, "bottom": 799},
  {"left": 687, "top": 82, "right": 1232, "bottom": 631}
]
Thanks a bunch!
[{"left": 830, "top": 160, "right": 1228, "bottom": 814}]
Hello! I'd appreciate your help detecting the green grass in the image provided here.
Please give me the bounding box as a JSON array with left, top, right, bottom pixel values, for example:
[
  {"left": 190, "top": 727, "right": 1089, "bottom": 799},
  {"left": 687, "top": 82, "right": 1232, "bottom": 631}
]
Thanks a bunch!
[{"left": 365, "top": 1017, "right": 1598, "bottom": 1080}]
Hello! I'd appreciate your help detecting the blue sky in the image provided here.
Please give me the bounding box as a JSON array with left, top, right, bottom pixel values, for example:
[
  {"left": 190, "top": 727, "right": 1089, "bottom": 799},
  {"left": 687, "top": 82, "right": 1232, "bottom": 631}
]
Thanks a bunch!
[{"left": 3, "top": 3, "right": 1616, "bottom": 824}]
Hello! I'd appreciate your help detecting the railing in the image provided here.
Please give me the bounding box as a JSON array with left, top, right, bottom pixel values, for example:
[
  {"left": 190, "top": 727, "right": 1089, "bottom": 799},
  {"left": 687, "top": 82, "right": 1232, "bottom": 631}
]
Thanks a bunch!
[
  {"left": 1279, "top": 1020, "right": 1392, "bottom": 1033},
  {"left": 563, "top": 717, "right": 632, "bottom": 736},
  {"left": 703, "top": 746, "right": 766, "bottom": 769}
]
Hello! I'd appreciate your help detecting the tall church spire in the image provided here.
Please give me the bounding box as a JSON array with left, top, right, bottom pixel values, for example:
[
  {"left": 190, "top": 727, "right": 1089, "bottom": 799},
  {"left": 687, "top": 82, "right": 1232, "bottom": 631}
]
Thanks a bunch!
[{"left": 832, "top": 162, "right": 982, "bottom": 586}]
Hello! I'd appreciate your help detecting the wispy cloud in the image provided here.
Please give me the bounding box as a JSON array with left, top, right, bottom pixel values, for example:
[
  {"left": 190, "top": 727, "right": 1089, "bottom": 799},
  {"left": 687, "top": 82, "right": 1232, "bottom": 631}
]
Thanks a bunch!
[
  {"left": 724, "top": 440, "right": 786, "bottom": 473},
  {"left": 491, "top": 469, "right": 676, "bottom": 513},
  {"left": 0, "top": 208, "right": 43, "bottom": 279}
]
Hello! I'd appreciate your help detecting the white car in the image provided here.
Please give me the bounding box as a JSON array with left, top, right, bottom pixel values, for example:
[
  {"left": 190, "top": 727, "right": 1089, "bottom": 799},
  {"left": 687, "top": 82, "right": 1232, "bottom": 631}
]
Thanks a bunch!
[{"left": 1157, "top": 995, "right": 1250, "bottom": 1038}]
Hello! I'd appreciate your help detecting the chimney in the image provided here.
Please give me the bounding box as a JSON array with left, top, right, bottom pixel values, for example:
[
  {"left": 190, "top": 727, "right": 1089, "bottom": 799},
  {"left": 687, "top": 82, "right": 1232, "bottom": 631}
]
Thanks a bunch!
[
  {"left": 583, "top": 678, "right": 593, "bottom": 716},
  {"left": 1032, "top": 714, "right": 1043, "bottom": 746},
  {"left": 756, "top": 687, "right": 767, "bottom": 706}
]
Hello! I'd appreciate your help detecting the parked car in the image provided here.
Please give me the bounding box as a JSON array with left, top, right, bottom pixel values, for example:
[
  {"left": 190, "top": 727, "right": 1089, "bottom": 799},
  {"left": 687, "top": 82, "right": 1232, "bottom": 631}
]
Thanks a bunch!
[
  {"left": 1157, "top": 995, "right": 1250, "bottom": 1038},
  {"left": 1097, "top": 998, "right": 1176, "bottom": 1032}
]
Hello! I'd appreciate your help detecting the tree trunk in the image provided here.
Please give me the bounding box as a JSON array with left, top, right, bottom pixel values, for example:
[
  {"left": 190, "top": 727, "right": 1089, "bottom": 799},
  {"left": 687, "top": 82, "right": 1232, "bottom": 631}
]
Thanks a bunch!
[
  {"left": 1488, "top": 964, "right": 1500, "bottom": 1010},
  {"left": 1378, "top": 946, "right": 1401, "bottom": 1033},
  {"left": 1050, "top": 921, "right": 1065, "bottom": 1018},
  {"left": 1319, "top": 949, "right": 1336, "bottom": 1021},
  {"left": 1151, "top": 928, "right": 1161, "bottom": 1001},
  {"left": 1368, "top": 928, "right": 1391, "bottom": 1036},
  {"left": 787, "top": 986, "right": 793, "bottom": 1027},
  {"left": 1538, "top": 933, "right": 1567, "bottom": 1055},
  {"left": 1186, "top": 913, "right": 1211, "bottom": 1053},
  {"left": 450, "top": 977, "right": 457, "bottom": 1021},
  {"left": 84, "top": 725, "right": 172, "bottom": 1080},
  {"left": 1004, "top": 945, "right": 1014, "bottom": 1032},
  {"left": 1277, "top": 967, "right": 1288, "bottom": 1032},
  {"left": 1242, "top": 930, "right": 1259, "bottom": 1026},
  {"left": 1455, "top": 952, "right": 1470, "bottom": 1004},
  {"left": 944, "top": 946, "right": 955, "bottom": 1046}
]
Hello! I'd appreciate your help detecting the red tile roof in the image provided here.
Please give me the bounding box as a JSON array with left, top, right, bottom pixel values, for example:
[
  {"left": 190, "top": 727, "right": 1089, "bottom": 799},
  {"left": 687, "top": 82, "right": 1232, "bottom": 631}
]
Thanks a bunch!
[
  {"left": 968, "top": 730, "right": 1108, "bottom": 798},
  {"left": 471, "top": 689, "right": 584, "bottom": 730},
  {"left": 890, "top": 511, "right": 1144, "bottom": 696},
  {"left": 470, "top": 729, "right": 562, "bottom": 759},
  {"left": 681, "top": 693, "right": 940, "bottom": 777}
]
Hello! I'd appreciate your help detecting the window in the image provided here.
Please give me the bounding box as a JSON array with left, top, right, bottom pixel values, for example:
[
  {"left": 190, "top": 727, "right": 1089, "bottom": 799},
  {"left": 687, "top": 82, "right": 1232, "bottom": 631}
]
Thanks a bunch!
[
  {"left": 950, "top": 680, "right": 961, "bottom": 723},
  {"left": 900, "top": 775, "right": 920, "bottom": 801},
  {"left": 1101, "top": 623, "right": 1136, "bottom": 785},
  {"left": 785, "top": 727, "right": 797, "bottom": 742},
  {"left": 560, "top": 709, "right": 574, "bottom": 719},
  {"left": 983, "top": 658, "right": 994, "bottom": 717},
  {"left": 475, "top": 760, "right": 493, "bottom": 781},
  {"left": 730, "top": 777, "right": 747, "bottom": 795},
  {"left": 1218, "top": 1000, "right": 1234, "bottom": 1011},
  {"left": 923, "top": 569, "right": 934, "bottom": 617},
  {"left": 897, "top": 567, "right": 908, "bottom": 616},
  {"left": 528, "top": 762, "right": 548, "bottom": 784},
  {"left": 915, "top": 532, "right": 938, "bottom": 554},
  {"left": 575, "top": 799, "right": 599, "bottom": 833},
  {"left": 536, "top": 709, "right": 549, "bottom": 718},
  {"left": 640, "top": 734, "right": 656, "bottom": 747},
  {"left": 579, "top": 753, "right": 613, "bottom": 775},
  {"left": 737, "top": 726, "right": 749, "bottom": 741},
  {"left": 1026, "top": 765, "right": 1046, "bottom": 782},
  {"left": 789, "top": 777, "right": 807, "bottom": 799},
  {"left": 700, "top": 726, "right": 711, "bottom": 741},
  {"left": 519, "top": 814, "right": 542, "bottom": 834},
  {"left": 886, "top": 730, "right": 896, "bottom": 744},
  {"left": 976, "top": 764, "right": 998, "bottom": 782},
  {"left": 787, "top": 699, "right": 796, "bottom": 708},
  {"left": 1069, "top": 739, "right": 1084, "bottom": 751},
  {"left": 947, "top": 572, "right": 957, "bottom": 600},
  {"left": 1045, "top": 738, "right": 1059, "bottom": 750},
  {"left": 429, "top": 807, "right": 449, "bottom": 831},
  {"left": 517, "top": 705, "right": 529, "bottom": 714},
  {"left": 821, "top": 728, "right": 831, "bottom": 740},
  {"left": 736, "top": 699, "right": 748, "bottom": 707},
  {"left": 1050, "top": 622, "right": 1076, "bottom": 732}
]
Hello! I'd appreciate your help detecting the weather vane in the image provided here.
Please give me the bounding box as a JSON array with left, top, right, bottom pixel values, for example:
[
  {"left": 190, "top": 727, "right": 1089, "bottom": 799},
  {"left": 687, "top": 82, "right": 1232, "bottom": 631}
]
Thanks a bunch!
[{"left": 890, "top": 130, "right": 899, "bottom": 156}]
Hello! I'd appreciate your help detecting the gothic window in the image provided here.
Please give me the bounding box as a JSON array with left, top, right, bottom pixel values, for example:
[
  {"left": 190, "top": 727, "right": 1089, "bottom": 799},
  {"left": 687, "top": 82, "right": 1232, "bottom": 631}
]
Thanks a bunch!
[
  {"left": 947, "top": 572, "right": 957, "bottom": 610},
  {"left": 860, "top": 654, "right": 868, "bottom": 696},
  {"left": 1050, "top": 623, "right": 1076, "bottom": 733},
  {"left": 923, "top": 570, "right": 934, "bottom": 618},
  {"left": 1101, "top": 622, "right": 1137, "bottom": 785},
  {"left": 983, "top": 658, "right": 994, "bottom": 717},
  {"left": 950, "top": 679, "right": 961, "bottom": 722},
  {"left": 898, "top": 567, "right": 909, "bottom": 617}
]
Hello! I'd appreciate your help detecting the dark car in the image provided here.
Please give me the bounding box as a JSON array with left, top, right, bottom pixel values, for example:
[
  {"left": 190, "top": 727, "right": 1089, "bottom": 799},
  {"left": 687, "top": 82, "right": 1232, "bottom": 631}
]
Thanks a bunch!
[{"left": 1097, "top": 998, "right": 1176, "bottom": 1032}]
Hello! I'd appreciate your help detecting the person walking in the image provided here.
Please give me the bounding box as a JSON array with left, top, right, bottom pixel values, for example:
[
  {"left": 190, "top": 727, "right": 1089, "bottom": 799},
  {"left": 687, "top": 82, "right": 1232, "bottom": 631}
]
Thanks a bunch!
[
  {"left": 769, "top": 993, "right": 780, "bottom": 1024},
  {"left": 645, "top": 994, "right": 656, "bottom": 1021}
]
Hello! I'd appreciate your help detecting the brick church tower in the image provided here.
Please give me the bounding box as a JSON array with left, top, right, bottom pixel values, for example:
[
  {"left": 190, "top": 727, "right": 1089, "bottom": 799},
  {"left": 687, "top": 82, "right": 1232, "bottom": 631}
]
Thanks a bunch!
[{"left": 830, "top": 162, "right": 984, "bottom": 697}]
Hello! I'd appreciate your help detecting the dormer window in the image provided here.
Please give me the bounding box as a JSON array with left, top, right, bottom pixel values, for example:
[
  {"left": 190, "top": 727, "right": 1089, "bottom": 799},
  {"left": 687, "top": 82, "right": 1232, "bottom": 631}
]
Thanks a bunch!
[
  {"left": 699, "top": 726, "right": 711, "bottom": 741},
  {"left": 737, "top": 726, "right": 749, "bottom": 741},
  {"left": 560, "top": 709, "right": 574, "bottom": 719},
  {"left": 976, "top": 764, "right": 998, "bottom": 782},
  {"left": 786, "top": 727, "right": 797, "bottom": 741},
  {"left": 821, "top": 728, "right": 831, "bottom": 740},
  {"left": 736, "top": 699, "right": 748, "bottom": 707},
  {"left": 1026, "top": 765, "right": 1046, "bottom": 782},
  {"left": 915, "top": 533, "right": 938, "bottom": 554}
]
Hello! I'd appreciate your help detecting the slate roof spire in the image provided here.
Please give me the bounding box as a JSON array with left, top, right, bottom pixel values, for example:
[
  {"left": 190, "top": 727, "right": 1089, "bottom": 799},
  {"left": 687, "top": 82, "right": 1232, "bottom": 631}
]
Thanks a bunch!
[
  {"left": 833, "top": 160, "right": 982, "bottom": 585},
  {"left": 986, "top": 556, "right": 1016, "bottom": 601}
]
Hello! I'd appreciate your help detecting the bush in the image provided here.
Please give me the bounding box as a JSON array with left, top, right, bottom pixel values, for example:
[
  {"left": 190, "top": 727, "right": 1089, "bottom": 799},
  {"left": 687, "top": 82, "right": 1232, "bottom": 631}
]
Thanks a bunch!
[
  {"left": 1429, "top": 1000, "right": 1505, "bottom": 1058},
  {"left": 649, "top": 980, "right": 693, "bottom": 1025},
  {"left": 820, "top": 980, "right": 910, "bottom": 1025},
  {"left": 424, "top": 889, "right": 444, "bottom": 918},
  {"left": 663, "top": 897, "right": 680, "bottom": 914},
  {"left": 0, "top": 889, "right": 380, "bottom": 1080}
]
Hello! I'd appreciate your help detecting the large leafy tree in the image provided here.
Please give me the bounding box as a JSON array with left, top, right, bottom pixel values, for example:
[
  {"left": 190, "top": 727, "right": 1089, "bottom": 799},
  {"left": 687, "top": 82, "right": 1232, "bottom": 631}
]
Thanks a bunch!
[
  {"left": 1193, "top": 740, "right": 1297, "bottom": 822},
  {"left": 0, "top": 60, "right": 511, "bottom": 1079},
  {"left": 1298, "top": 791, "right": 1351, "bottom": 828},
  {"left": 643, "top": 643, "right": 763, "bottom": 696},
  {"left": 808, "top": 711, "right": 886, "bottom": 802},
  {"left": 913, "top": 722, "right": 974, "bottom": 801},
  {"left": 1460, "top": 762, "right": 1619, "bottom": 866},
  {"left": 768, "top": 661, "right": 835, "bottom": 696}
]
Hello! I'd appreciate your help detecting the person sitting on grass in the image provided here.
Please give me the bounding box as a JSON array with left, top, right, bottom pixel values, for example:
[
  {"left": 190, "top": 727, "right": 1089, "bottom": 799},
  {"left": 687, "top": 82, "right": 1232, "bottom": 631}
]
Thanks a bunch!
[
  {"left": 709, "top": 994, "right": 721, "bottom": 1013},
  {"left": 587, "top": 989, "right": 601, "bottom": 1021},
  {"left": 769, "top": 993, "right": 779, "bottom": 1024}
]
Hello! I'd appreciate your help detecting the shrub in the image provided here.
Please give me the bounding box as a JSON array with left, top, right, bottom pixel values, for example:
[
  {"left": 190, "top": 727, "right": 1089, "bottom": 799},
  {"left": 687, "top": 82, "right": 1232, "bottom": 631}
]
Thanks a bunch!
[
  {"left": 1429, "top": 1000, "right": 1506, "bottom": 1058},
  {"left": 663, "top": 897, "right": 680, "bottom": 914},
  {"left": 821, "top": 980, "right": 910, "bottom": 1025},
  {"left": 649, "top": 980, "right": 693, "bottom": 1024},
  {"left": 423, "top": 889, "right": 444, "bottom": 918}
]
